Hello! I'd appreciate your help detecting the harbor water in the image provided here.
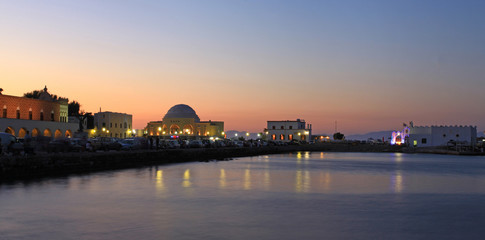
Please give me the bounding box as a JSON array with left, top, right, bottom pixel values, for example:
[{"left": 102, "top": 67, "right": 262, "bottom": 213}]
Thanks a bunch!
[{"left": 1, "top": 152, "right": 485, "bottom": 239}]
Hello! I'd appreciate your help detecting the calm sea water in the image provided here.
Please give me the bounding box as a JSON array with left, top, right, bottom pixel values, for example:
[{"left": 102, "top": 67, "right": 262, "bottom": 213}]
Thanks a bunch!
[{"left": 2, "top": 152, "right": 485, "bottom": 240}]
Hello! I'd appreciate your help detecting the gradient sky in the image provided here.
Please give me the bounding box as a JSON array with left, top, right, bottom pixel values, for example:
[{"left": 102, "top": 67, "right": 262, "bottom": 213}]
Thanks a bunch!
[{"left": 1, "top": 0, "right": 484, "bottom": 134}]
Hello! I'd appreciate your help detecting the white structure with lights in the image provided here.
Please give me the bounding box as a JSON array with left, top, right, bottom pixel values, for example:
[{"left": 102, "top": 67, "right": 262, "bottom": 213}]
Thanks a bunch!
[
  {"left": 391, "top": 122, "right": 477, "bottom": 147},
  {"left": 266, "top": 119, "right": 312, "bottom": 143},
  {"left": 391, "top": 127, "right": 410, "bottom": 145},
  {"left": 408, "top": 125, "right": 477, "bottom": 147}
]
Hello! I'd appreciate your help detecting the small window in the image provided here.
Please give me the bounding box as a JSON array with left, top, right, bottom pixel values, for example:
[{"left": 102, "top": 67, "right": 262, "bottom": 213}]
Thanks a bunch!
[
  {"left": 288, "top": 134, "right": 293, "bottom": 140},
  {"left": 124, "top": 122, "right": 127, "bottom": 128},
  {"left": 272, "top": 134, "right": 276, "bottom": 140},
  {"left": 40, "top": 112, "right": 44, "bottom": 121},
  {"left": 16, "top": 109, "right": 20, "bottom": 119},
  {"left": 2, "top": 108, "right": 6, "bottom": 118},
  {"left": 280, "top": 134, "right": 285, "bottom": 140},
  {"left": 456, "top": 134, "right": 460, "bottom": 137},
  {"left": 29, "top": 111, "right": 33, "bottom": 120},
  {"left": 110, "top": 123, "right": 112, "bottom": 128},
  {"left": 272, "top": 126, "right": 275, "bottom": 129},
  {"left": 443, "top": 134, "right": 446, "bottom": 138},
  {"left": 421, "top": 138, "right": 427, "bottom": 144},
  {"left": 281, "top": 126, "right": 284, "bottom": 129},
  {"left": 289, "top": 126, "right": 293, "bottom": 130},
  {"left": 102, "top": 122, "right": 106, "bottom": 127},
  {"left": 51, "top": 112, "right": 54, "bottom": 121},
  {"left": 115, "top": 123, "right": 118, "bottom": 128}
]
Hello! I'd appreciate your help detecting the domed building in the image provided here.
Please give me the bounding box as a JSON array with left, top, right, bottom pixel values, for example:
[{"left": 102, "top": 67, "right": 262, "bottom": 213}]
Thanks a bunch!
[{"left": 145, "top": 104, "right": 224, "bottom": 139}]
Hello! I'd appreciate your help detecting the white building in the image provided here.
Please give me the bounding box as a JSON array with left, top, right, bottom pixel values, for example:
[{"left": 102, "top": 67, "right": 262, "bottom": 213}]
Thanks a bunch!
[
  {"left": 266, "top": 119, "right": 312, "bottom": 143},
  {"left": 408, "top": 125, "right": 477, "bottom": 147},
  {"left": 94, "top": 111, "right": 133, "bottom": 138}
]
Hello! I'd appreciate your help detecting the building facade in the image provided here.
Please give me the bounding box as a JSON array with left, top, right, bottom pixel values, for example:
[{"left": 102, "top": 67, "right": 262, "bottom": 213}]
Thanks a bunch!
[
  {"left": 0, "top": 87, "right": 77, "bottom": 139},
  {"left": 145, "top": 104, "right": 224, "bottom": 139},
  {"left": 93, "top": 111, "right": 133, "bottom": 138},
  {"left": 266, "top": 119, "right": 312, "bottom": 143},
  {"left": 408, "top": 125, "right": 477, "bottom": 147}
]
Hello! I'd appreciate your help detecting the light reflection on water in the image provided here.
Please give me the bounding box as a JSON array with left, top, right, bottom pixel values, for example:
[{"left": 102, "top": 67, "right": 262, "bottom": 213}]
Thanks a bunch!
[{"left": 2, "top": 152, "right": 485, "bottom": 239}]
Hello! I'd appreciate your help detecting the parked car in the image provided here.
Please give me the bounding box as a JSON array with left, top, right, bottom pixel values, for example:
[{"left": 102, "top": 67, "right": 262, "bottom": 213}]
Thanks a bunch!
[
  {"left": 119, "top": 138, "right": 142, "bottom": 150},
  {"left": 189, "top": 140, "right": 203, "bottom": 148},
  {"left": 91, "top": 137, "right": 122, "bottom": 151},
  {"left": 166, "top": 140, "right": 180, "bottom": 149},
  {"left": 0, "top": 132, "right": 23, "bottom": 154},
  {"left": 47, "top": 139, "right": 71, "bottom": 153}
]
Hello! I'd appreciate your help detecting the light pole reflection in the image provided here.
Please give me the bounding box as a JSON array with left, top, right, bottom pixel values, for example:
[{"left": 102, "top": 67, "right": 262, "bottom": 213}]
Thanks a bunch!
[
  {"left": 156, "top": 170, "right": 164, "bottom": 191},
  {"left": 391, "top": 171, "right": 403, "bottom": 193},
  {"left": 219, "top": 169, "right": 226, "bottom": 188},
  {"left": 183, "top": 169, "right": 191, "bottom": 188},
  {"left": 244, "top": 168, "right": 251, "bottom": 190}
]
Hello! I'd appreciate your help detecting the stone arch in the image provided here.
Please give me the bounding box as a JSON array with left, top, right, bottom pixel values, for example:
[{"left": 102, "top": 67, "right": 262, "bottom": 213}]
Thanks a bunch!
[
  {"left": 170, "top": 124, "right": 180, "bottom": 134},
  {"left": 54, "top": 129, "right": 62, "bottom": 139},
  {"left": 44, "top": 128, "right": 52, "bottom": 137},
  {"left": 32, "top": 128, "right": 40, "bottom": 137},
  {"left": 65, "top": 130, "right": 73, "bottom": 138},
  {"left": 5, "top": 127, "right": 15, "bottom": 136},
  {"left": 183, "top": 124, "right": 194, "bottom": 135},
  {"left": 162, "top": 124, "right": 168, "bottom": 133},
  {"left": 18, "top": 128, "right": 27, "bottom": 138}
]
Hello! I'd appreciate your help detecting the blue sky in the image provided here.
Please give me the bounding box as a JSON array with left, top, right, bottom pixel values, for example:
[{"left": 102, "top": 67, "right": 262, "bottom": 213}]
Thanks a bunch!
[{"left": 1, "top": 0, "right": 484, "bottom": 133}]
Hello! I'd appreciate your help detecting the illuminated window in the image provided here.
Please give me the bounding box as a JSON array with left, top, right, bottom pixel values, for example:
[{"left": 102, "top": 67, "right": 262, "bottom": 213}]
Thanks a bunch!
[
  {"left": 272, "top": 134, "right": 276, "bottom": 140},
  {"left": 413, "top": 140, "right": 417, "bottom": 146},
  {"left": 280, "top": 134, "right": 285, "bottom": 140},
  {"left": 288, "top": 134, "right": 293, "bottom": 140}
]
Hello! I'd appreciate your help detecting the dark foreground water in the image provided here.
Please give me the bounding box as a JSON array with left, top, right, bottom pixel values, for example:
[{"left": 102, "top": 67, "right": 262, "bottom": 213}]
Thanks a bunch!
[{"left": 2, "top": 152, "right": 485, "bottom": 240}]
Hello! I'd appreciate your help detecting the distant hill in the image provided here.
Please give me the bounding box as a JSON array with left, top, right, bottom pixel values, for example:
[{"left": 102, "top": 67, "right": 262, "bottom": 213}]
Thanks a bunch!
[
  {"left": 479, "top": 131, "right": 485, "bottom": 138},
  {"left": 346, "top": 131, "right": 394, "bottom": 141}
]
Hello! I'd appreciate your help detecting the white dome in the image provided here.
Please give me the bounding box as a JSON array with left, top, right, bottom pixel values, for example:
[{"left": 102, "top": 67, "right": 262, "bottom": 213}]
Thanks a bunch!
[{"left": 163, "top": 104, "right": 200, "bottom": 122}]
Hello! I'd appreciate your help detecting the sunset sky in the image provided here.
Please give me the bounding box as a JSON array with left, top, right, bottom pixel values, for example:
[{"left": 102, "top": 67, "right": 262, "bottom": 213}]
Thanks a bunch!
[{"left": 1, "top": 0, "right": 484, "bottom": 134}]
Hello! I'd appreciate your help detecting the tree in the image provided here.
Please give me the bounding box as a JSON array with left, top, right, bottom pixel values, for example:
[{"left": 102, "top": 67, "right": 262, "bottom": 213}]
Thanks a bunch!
[
  {"left": 333, "top": 132, "right": 345, "bottom": 141},
  {"left": 68, "top": 101, "right": 81, "bottom": 116},
  {"left": 23, "top": 90, "right": 42, "bottom": 99}
]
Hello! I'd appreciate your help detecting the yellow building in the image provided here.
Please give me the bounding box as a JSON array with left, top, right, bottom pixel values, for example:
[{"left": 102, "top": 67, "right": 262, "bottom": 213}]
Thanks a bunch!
[
  {"left": 93, "top": 111, "right": 133, "bottom": 138},
  {"left": 145, "top": 104, "right": 224, "bottom": 139}
]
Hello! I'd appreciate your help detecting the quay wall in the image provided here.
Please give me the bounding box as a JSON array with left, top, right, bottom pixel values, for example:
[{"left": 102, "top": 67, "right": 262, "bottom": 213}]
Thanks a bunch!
[{"left": 0, "top": 143, "right": 403, "bottom": 181}]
